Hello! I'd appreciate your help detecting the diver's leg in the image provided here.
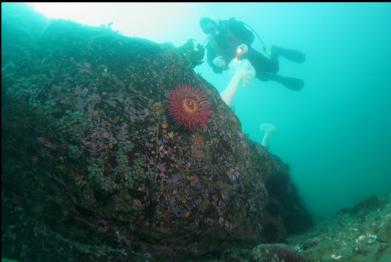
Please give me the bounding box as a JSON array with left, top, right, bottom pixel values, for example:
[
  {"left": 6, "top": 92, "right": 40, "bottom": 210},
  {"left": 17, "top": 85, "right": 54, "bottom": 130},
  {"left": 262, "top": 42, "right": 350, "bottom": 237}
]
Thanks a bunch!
[
  {"left": 258, "top": 73, "right": 304, "bottom": 91},
  {"left": 247, "top": 48, "right": 279, "bottom": 74},
  {"left": 271, "top": 45, "right": 306, "bottom": 64}
]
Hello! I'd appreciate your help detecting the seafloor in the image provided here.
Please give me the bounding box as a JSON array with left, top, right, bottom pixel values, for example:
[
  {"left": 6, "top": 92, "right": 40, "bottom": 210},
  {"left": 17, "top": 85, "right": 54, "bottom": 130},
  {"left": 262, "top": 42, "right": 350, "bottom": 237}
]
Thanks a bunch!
[
  {"left": 198, "top": 193, "right": 391, "bottom": 261},
  {"left": 287, "top": 193, "right": 391, "bottom": 262},
  {"left": 2, "top": 193, "right": 390, "bottom": 261}
]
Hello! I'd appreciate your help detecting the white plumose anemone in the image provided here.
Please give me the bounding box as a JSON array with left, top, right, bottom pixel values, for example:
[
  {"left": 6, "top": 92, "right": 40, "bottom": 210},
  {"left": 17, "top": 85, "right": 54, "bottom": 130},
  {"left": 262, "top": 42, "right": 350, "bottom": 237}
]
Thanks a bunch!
[
  {"left": 220, "top": 58, "right": 256, "bottom": 106},
  {"left": 259, "top": 123, "right": 276, "bottom": 148}
]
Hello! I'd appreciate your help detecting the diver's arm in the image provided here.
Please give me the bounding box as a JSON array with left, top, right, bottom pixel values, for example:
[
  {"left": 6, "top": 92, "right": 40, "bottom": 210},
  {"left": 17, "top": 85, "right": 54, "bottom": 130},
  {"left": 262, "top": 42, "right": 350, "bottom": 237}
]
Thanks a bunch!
[{"left": 207, "top": 46, "right": 225, "bottom": 73}]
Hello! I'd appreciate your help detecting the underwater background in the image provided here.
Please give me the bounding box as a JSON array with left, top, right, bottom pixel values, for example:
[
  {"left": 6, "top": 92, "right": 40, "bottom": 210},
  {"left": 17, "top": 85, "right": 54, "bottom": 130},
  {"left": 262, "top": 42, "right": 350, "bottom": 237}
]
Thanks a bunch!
[{"left": 29, "top": 2, "right": 391, "bottom": 220}]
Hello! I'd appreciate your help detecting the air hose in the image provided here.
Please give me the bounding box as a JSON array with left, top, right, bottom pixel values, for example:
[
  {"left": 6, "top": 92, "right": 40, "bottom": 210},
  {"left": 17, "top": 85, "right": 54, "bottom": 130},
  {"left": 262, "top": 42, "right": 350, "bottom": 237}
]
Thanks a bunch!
[{"left": 242, "top": 21, "right": 270, "bottom": 57}]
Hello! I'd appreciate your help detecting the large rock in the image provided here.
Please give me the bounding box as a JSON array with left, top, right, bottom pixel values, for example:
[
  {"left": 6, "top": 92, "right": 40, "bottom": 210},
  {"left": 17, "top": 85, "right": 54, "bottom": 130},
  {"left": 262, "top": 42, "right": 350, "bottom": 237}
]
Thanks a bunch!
[{"left": 2, "top": 4, "right": 312, "bottom": 261}]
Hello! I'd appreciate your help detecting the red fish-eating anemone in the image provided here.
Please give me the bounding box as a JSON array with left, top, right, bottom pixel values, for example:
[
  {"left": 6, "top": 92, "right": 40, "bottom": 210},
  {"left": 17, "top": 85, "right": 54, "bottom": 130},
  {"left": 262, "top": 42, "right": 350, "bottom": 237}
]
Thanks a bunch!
[{"left": 168, "top": 85, "right": 213, "bottom": 130}]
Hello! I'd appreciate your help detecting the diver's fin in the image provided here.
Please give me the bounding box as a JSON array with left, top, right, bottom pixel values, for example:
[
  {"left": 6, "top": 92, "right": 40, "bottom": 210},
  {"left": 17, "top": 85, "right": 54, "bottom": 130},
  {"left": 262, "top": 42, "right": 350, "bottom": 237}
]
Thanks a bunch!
[
  {"left": 278, "top": 76, "right": 304, "bottom": 91},
  {"left": 260, "top": 73, "right": 304, "bottom": 91},
  {"left": 266, "top": 74, "right": 304, "bottom": 90},
  {"left": 272, "top": 45, "right": 306, "bottom": 63}
]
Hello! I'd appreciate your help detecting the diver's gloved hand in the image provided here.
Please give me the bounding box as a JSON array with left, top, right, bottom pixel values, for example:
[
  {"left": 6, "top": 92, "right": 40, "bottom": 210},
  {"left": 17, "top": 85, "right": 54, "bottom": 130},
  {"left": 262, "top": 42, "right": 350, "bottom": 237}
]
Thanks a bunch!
[{"left": 213, "top": 56, "right": 226, "bottom": 68}]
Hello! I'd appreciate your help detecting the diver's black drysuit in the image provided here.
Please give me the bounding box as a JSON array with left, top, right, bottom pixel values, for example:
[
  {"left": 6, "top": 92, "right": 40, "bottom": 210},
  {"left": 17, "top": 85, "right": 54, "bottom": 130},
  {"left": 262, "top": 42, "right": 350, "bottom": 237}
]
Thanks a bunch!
[{"left": 205, "top": 18, "right": 305, "bottom": 90}]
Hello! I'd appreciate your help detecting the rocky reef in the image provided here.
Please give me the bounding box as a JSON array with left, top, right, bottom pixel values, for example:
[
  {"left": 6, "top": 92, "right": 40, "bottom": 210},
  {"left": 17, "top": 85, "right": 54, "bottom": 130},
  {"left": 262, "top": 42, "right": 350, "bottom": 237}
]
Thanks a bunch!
[{"left": 2, "top": 4, "right": 312, "bottom": 261}]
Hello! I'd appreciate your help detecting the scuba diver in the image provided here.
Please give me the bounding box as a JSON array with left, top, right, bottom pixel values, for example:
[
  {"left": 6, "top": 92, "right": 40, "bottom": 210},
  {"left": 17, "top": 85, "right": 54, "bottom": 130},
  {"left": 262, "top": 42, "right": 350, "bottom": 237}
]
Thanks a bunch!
[{"left": 199, "top": 17, "right": 306, "bottom": 91}]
